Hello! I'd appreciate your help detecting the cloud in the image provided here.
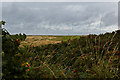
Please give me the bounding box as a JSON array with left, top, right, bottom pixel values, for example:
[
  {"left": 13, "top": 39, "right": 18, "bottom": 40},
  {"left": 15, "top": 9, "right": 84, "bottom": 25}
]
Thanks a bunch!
[{"left": 2, "top": 2, "right": 118, "bottom": 35}]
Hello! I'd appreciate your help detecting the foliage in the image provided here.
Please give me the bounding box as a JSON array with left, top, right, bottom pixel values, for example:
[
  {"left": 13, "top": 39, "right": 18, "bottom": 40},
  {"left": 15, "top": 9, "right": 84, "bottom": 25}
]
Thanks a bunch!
[
  {"left": 1, "top": 21, "right": 120, "bottom": 79},
  {"left": 17, "top": 30, "right": 120, "bottom": 79},
  {"left": 1, "top": 21, "right": 27, "bottom": 79}
]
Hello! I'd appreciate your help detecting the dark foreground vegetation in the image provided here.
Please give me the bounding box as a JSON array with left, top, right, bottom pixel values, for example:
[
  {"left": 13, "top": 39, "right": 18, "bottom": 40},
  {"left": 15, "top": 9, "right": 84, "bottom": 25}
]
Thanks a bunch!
[{"left": 1, "top": 21, "right": 120, "bottom": 79}]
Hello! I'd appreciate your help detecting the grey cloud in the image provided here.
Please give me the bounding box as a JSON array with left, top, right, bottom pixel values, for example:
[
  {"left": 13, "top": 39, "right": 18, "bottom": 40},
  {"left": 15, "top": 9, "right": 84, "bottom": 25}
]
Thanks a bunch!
[{"left": 2, "top": 2, "right": 118, "bottom": 35}]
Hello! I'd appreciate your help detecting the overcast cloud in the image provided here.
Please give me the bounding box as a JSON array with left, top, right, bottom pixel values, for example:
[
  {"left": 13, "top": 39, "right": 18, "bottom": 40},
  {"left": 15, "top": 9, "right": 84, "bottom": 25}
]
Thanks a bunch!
[{"left": 2, "top": 2, "right": 118, "bottom": 35}]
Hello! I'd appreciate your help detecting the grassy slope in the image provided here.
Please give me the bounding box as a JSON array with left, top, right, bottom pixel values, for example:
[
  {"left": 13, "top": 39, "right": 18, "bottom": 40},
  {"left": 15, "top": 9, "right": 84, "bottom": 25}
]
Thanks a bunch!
[
  {"left": 20, "top": 35, "right": 84, "bottom": 47},
  {"left": 20, "top": 30, "right": 120, "bottom": 78}
]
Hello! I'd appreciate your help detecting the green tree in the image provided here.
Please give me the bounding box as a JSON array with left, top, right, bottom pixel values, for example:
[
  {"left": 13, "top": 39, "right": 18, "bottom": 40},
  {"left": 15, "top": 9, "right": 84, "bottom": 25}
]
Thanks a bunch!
[
  {"left": 23, "top": 33, "right": 26, "bottom": 41},
  {"left": 0, "top": 20, "right": 6, "bottom": 27}
]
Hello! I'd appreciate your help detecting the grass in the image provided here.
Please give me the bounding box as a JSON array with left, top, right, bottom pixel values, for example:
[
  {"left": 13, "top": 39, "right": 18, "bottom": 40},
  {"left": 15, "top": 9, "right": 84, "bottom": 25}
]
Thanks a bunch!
[
  {"left": 20, "top": 35, "right": 84, "bottom": 47},
  {"left": 2, "top": 30, "right": 120, "bottom": 79},
  {"left": 50, "top": 36, "right": 81, "bottom": 41}
]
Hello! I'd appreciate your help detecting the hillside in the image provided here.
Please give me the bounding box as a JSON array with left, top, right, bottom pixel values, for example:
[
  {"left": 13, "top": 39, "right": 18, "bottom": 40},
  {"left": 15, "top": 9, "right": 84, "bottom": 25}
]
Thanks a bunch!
[{"left": 2, "top": 29, "right": 120, "bottom": 79}]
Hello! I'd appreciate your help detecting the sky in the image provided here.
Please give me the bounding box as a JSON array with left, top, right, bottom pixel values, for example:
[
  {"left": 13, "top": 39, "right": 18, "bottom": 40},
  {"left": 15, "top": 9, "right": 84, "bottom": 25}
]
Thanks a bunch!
[{"left": 2, "top": 2, "right": 118, "bottom": 35}]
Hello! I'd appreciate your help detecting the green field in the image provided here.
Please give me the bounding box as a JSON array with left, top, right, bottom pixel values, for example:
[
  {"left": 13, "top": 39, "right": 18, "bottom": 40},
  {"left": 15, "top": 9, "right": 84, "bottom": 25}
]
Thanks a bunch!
[
  {"left": 2, "top": 28, "right": 120, "bottom": 79},
  {"left": 20, "top": 35, "right": 85, "bottom": 47}
]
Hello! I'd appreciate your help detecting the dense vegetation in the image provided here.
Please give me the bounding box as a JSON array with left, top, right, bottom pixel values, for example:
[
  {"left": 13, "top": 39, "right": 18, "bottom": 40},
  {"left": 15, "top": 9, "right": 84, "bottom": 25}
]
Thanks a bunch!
[
  {"left": 1, "top": 21, "right": 120, "bottom": 79},
  {"left": 1, "top": 21, "right": 27, "bottom": 79}
]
